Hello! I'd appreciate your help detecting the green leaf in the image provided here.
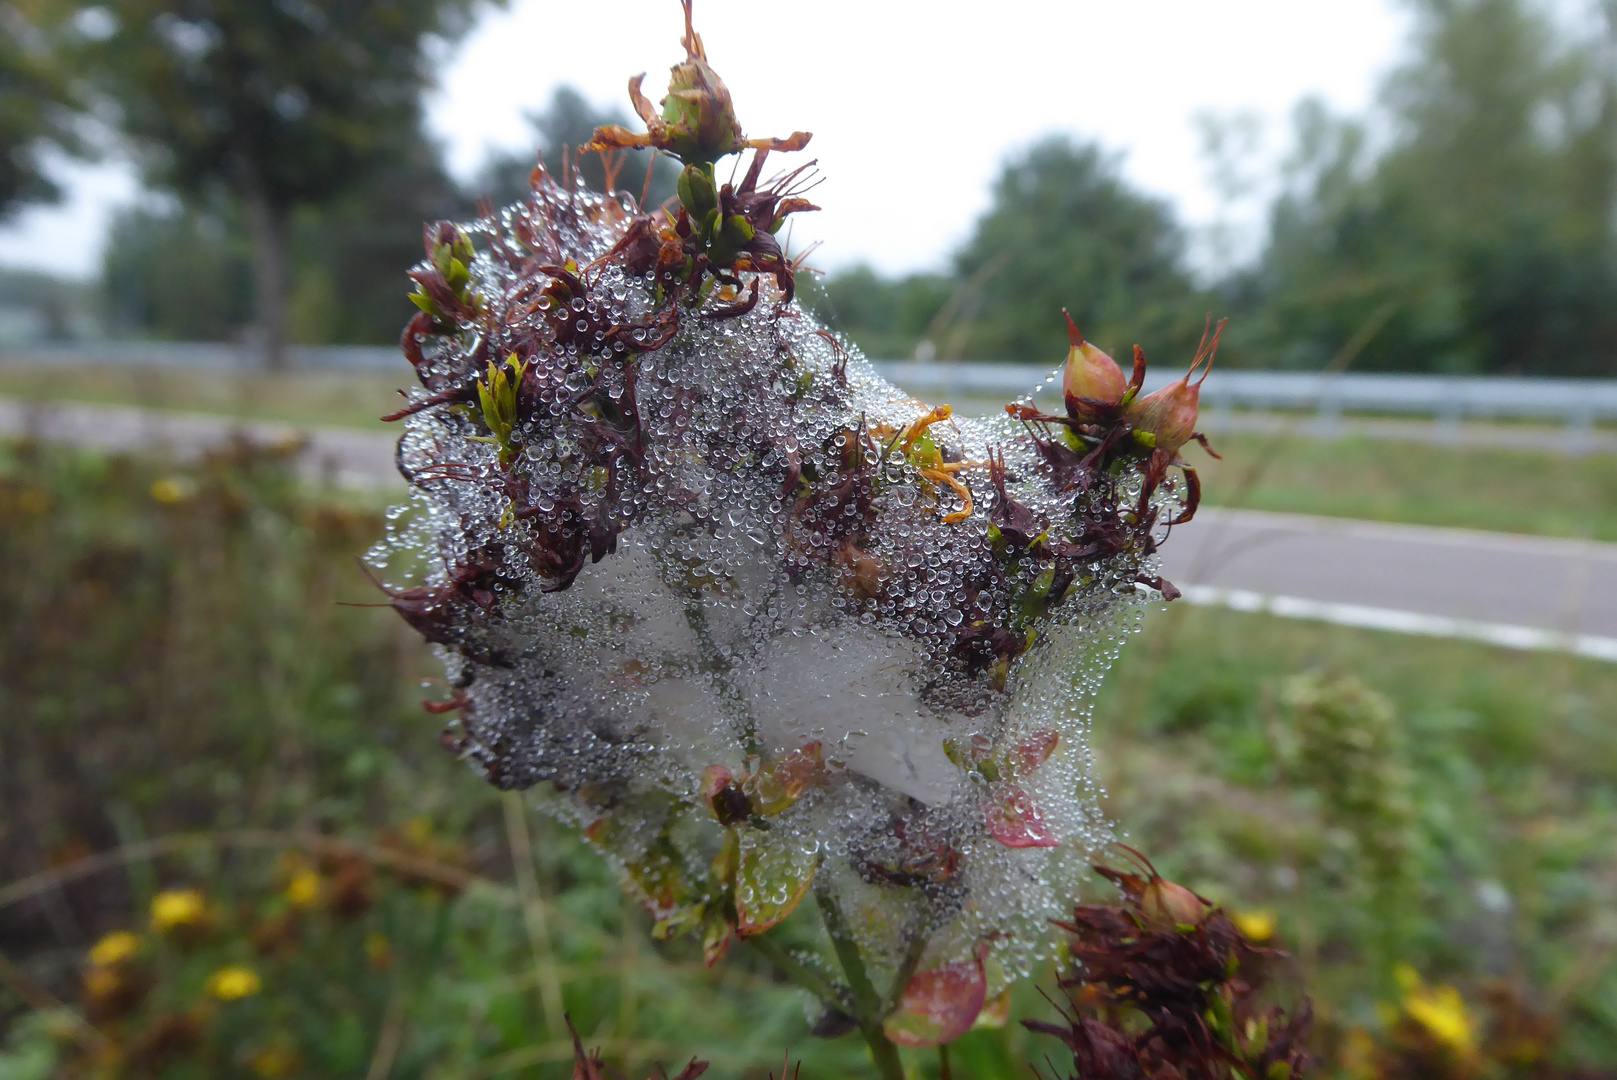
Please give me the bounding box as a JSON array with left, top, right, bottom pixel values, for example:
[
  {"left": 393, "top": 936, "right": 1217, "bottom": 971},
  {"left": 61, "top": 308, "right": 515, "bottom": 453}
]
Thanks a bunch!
[
  {"left": 408, "top": 291, "right": 440, "bottom": 318},
  {"left": 734, "top": 832, "right": 818, "bottom": 937}
]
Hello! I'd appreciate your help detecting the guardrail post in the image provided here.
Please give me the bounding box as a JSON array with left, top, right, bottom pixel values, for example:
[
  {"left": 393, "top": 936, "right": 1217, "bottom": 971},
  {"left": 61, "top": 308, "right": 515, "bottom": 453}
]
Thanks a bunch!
[
  {"left": 1564, "top": 405, "right": 1594, "bottom": 456},
  {"left": 1206, "top": 389, "right": 1230, "bottom": 433},
  {"left": 1436, "top": 399, "right": 1463, "bottom": 446},
  {"left": 1315, "top": 385, "right": 1342, "bottom": 439}
]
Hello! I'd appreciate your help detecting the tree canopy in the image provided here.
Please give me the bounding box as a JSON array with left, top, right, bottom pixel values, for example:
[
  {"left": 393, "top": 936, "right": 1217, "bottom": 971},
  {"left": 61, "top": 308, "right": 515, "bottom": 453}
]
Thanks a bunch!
[
  {"left": 66, "top": 0, "right": 494, "bottom": 365},
  {"left": 0, "top": 2, "right": 81, "bottom": 221},
  {"left": 812, "top": 0, "right": 1616, "bottom": 376},
  {"left": 949, "top": 136, "right": 1204, "bottom": 364},
  {"left": 806, "top": 137, "right": 1211, "bottom": 366},
  {"left": 1231, "top": 0, "right": 1617, "bottom": 375}
]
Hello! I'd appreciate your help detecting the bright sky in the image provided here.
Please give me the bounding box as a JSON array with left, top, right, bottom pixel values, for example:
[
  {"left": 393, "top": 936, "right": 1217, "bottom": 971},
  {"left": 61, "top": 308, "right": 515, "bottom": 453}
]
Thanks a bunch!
[{"left": 0, "top": 0, "right": 1410, "bottom": 281}]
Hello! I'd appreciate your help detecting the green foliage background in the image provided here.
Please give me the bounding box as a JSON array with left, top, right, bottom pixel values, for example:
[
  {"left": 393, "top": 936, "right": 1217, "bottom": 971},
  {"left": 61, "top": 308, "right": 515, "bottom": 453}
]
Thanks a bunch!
[{"left": 0, "top": 436, "right": 1614, "bottom": 1075}]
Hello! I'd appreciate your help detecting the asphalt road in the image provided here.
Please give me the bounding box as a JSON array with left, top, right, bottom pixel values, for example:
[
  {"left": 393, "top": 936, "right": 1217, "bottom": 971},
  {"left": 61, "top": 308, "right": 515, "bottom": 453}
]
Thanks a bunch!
[
  {"left": 1157, "top": 508, "right": 1617, "bottom": 656},
  {"left": 6, "top": 398, "right": 1614, "bottom": 656}
]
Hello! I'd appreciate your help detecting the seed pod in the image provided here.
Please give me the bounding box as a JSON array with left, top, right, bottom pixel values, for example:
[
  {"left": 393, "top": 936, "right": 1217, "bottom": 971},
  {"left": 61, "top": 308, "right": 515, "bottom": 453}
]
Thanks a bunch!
[
  {"left": 1126, "top": 318, "right": 1225, "bottom": 455},
  {"left": 657, "top": 41, "right": 745, "bottom": 166},
  {"left": 587, "top": 1, "right": 809, "bottom": 167},
  {"left": 1139, "top": 874, "right": 1211, "bottom": 927},
  {"left": 1061, "top": 310, "right": 1126, "bottom": 420}
]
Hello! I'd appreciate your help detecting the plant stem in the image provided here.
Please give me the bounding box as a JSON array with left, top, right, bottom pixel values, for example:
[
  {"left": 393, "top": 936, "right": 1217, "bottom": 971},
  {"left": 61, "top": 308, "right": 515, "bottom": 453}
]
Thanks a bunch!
[
  {"left": 815, "top": 884, "right": 882, "bottom": 1018},
  {"left": 881, "top": 920, "right": 930, "bottom": 1018},
  {"left": 859, "top": 1025, "right": 907, "bottom": 1080},
  {"left": 502, "top": 791, "right": 569, "bottom": 1043},
  {"left": 816, "top": 885, "right": 907, "bottom": 1080}
]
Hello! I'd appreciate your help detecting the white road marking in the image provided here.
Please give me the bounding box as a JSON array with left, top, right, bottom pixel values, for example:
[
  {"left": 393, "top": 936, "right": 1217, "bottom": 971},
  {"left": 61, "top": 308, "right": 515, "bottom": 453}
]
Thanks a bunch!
[{"left": 1177, "top": 584, "right": 1617, "bottom": 662}]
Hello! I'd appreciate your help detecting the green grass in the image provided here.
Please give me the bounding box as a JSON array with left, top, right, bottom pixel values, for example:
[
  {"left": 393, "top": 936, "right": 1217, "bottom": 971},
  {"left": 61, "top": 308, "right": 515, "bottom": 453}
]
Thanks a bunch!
[
  {"left": 1094, "top": 602, "right": 1617, "bottom": 1064},
  {"left": 0, "top": 364, "right": 404, "bottom": 432},
  {"left": 1191, "top": 429, "right": 1617, "bottom": 542}
]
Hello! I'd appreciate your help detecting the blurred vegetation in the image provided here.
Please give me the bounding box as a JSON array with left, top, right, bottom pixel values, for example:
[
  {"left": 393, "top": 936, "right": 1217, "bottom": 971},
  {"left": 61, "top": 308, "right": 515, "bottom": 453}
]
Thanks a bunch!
[
  {"left": 1223, "top": 0, "right": 1617, "bottom": 376},
  {"left": 44, "top": 0, "right": 498, "bottom": 367},
  {"left": 0, "top": 269, "right": 96, "bottom": 342},
  {"left": 101, "top": 138, "right": 465, "bottom": 347},
  {"left": 90, "top": 84, "right": 648, "bottom": 351},
  {"left": 4, "top": 0, "right": 1612, "bottom": 380},
  {"left": 811, "top": 136, "right": 1205, "bottom": 366},
  {"left": 0, "top": 1, "right": 83, "bottom": 221},
  {"left": 0, "top": 439, "right": 888, "bottom": 1078},
  {"left": 1097, "top": 602, "right": 1617, "bottom": 1075},
  {"left": 806, "top": 0, "right": 1617, "bottom": 375},
  {"left": 1188, "top": 429, "right": 1617, "bottom": 541},
  {"left": 0, "top": 439, "right": 1613, "bottom": 1076}
]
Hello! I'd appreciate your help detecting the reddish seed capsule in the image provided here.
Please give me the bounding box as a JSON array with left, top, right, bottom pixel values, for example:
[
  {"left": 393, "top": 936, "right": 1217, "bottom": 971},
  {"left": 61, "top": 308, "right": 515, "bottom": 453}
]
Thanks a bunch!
[
  {"left": 1061, "top": 310, "right": 1126, "bottom": 420},
  {"left": 1126, "top": 317, "right": 1225, "bottom": 455},
  {"left": 1140, "top": 875, "right": 1211, "bottom": 927}
]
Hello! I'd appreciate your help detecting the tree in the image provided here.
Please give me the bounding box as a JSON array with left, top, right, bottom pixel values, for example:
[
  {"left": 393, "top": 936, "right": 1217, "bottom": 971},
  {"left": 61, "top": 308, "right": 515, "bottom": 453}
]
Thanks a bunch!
[
  {"left": 1238, "top": 0, "right": 1617, "bottom": 375},
  {"left": 102, "top": 197, "right": 254, "bottom": 340},
  {"left": 469, "top": 85, "right": 679, "bottom": 211},
  {"left": 101, "top": 140, "right": 464, "bottom": 345},
  {"left": 810, "top": 137, "right": 1206, "bottom": 367},
  {"left": 0, "top": 2, "right": 82, "bottom": 220},
  {"left": 951, "top": 136, "right": 1204, "bottom": 365},
  {"left": 66, "top": 0, "right": 494, "bottom": 368},
  {"left": 799, "top": 265, "right": 952, "bottom": 361}
]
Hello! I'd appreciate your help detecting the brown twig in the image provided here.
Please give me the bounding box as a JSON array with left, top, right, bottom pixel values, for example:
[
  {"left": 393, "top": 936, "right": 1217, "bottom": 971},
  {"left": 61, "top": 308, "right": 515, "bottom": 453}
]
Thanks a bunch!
[{"left": 0, "top": 829, "right": 480, "bottom": 912}]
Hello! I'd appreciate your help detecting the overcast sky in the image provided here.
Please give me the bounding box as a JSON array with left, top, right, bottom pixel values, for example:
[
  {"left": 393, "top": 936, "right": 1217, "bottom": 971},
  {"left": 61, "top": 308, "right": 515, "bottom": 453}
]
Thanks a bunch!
[{"left": 0, "top": 0, "right": 1410, "bottom": 280}]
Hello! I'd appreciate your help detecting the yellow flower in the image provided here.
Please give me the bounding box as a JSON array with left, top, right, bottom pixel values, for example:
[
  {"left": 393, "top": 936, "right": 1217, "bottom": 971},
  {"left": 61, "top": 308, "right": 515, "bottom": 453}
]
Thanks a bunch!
[
  {"left": 1405, "top": 984, "right": 1475, "bottom": 1054},
  {"left": 206, "top": 965, "right": 262, "bottom": 1001},
  {"left": 149, "top": 476, "right": 197, "bottom": 504},
  {"left": 150, "top": 888, "right": 207, "bottom": 933},
  {"left": 1231, "top": 908, "right": 1276, "bottom": 943},
  {"left": 1394, "top": 964, "right": 1476, "bottom": 1055},
  {"left": 88, "top": 930, "right": 142, "bottom": 967},
  {"left": 285, "top": 866, "right": 321, "bottom": 910}
]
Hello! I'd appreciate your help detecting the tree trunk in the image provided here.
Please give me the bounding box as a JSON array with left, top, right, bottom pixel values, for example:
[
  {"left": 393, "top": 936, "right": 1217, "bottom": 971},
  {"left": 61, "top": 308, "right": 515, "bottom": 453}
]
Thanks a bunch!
[{"left": 240, "top": 177, "right": 290, "bottom": 372}]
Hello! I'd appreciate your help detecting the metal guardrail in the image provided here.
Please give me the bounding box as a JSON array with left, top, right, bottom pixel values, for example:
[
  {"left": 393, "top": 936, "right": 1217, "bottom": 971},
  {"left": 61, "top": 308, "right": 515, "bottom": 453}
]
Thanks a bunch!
[
  {"left": 0, "top": 341, "right": 405, "bottom": 372},
  {"left": 876, "top": 364, "right": 1617, "bottom": 453},
  {"left": 4, "top": 342, "right": 1614, "bottom": 447}
]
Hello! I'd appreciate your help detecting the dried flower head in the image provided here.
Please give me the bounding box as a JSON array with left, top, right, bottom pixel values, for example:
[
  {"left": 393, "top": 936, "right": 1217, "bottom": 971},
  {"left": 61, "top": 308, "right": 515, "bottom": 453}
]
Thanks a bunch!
[
  {"left": 373, "top": 2, "right": 1206, "bottom": 1024},
  {"left": 1027, "top": 847, "right": 1315, "bottom": 1079}
]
